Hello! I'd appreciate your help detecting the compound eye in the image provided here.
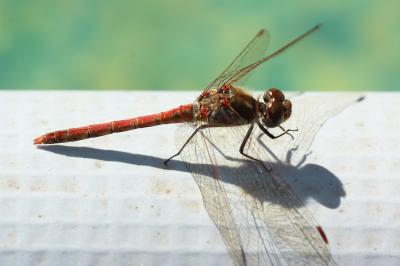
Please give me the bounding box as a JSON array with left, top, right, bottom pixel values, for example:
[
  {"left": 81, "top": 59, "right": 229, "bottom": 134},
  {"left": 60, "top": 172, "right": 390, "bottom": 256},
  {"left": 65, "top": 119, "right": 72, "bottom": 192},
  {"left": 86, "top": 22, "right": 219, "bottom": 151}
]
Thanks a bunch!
[
  {"left": 264, "top": 98, "right": 284, "bottom": 127},
  {"left": 263, "top": 88, "right": 285, "bottom": 103},
  {"left": 263, "top": 91, "right": 271, "bottom": 103},
  {"left": 282, "top": 99, "right": 292, "bottom": 120}
]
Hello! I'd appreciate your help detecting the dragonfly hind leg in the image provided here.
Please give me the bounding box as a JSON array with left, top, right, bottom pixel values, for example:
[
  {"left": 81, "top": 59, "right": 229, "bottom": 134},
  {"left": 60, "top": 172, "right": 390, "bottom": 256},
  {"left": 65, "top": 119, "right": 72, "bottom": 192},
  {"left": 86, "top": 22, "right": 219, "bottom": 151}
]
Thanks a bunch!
[
  {"left": 239, "top": 121, "right": 265, "bottom": 165},
  {"left": 164, "top": 124, "right": 208, "bottom": 166},
  {"left": 240, "top": 120, "right": 298, "bottom": 171}
]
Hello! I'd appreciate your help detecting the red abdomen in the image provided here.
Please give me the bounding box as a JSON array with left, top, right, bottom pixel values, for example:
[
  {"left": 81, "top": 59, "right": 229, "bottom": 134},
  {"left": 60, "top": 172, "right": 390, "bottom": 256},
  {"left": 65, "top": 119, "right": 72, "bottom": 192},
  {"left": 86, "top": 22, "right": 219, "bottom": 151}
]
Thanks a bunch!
[{"left": 34, "top": 104, "right": 193, "bottom": 144}]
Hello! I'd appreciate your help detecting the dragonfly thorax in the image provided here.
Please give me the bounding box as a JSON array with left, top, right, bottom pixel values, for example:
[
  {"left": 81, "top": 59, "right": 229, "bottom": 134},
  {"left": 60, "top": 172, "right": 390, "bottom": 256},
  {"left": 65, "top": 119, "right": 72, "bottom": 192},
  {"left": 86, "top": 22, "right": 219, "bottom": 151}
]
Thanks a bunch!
[{"left": 259, "top": 88, "right": 292, "bottom": 128}]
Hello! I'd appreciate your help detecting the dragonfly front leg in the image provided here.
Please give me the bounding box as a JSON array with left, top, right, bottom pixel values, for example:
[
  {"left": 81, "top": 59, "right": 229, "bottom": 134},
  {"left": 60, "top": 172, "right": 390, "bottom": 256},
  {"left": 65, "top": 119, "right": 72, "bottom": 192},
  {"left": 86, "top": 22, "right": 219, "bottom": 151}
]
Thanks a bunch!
[
  {"left": 279, "top": 125, "right": 298, "bottom": 140},
  {"left": 256, "top": 120, "right": 297, "bottom": 140},
  {"left": 164, "top": 124, "right": 208, "bottom": 166}
]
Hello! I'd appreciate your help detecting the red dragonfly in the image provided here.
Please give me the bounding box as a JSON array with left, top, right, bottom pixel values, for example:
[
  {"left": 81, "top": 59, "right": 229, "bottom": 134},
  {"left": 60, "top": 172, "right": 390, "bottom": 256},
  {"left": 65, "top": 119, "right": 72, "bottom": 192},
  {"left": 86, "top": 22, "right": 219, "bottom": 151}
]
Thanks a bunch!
[{"left": 34, "top": 24, "right": 339, "bottom": 265}]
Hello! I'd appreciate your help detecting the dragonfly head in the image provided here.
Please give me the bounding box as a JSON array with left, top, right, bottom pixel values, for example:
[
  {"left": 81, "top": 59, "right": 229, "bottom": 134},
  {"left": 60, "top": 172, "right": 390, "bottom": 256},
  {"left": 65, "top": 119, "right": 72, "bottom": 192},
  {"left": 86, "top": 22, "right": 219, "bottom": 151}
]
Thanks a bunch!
[{"left": 261, "top": 88, "right": 292, "bottom": 128}]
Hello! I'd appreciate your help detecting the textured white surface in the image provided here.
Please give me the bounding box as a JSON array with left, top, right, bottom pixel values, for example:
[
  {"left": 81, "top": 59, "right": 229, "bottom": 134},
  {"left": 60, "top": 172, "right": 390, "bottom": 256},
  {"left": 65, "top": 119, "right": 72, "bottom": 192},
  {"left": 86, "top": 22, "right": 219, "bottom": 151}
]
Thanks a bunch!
[{"left": 0, "top": 91, "right": 399, "bottom": 266}]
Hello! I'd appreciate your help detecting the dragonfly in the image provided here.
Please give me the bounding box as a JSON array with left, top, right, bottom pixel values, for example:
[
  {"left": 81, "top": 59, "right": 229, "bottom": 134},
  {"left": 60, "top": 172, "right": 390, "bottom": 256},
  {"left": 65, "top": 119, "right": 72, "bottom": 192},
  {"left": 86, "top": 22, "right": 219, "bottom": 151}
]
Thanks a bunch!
[{"left": 34, "top": 24, "right": 346, "bottom": 265}]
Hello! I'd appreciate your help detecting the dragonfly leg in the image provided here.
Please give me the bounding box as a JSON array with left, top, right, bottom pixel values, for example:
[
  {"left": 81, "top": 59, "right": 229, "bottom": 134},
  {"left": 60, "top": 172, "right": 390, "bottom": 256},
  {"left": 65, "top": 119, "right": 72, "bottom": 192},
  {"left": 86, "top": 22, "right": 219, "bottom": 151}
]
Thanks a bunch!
[
  {"left": 239, "top": 121, "right": 265, "bottom": 165},
  {"left": 256, "top": 120, "right": 297, "bottom": 140},
  {"left": 164, "top": 124, "right": 208, "bottom": 166},
  {"left": 279, "top": 125, "right": 298, "bottom": 140}
]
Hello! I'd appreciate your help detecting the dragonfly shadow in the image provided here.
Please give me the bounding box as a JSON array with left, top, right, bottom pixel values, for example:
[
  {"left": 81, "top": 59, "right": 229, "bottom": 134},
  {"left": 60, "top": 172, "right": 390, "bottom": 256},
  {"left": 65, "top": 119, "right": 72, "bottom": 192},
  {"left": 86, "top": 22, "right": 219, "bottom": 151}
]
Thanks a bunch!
[
  {"left": 38, "top": 145, "right": 345, "bottom": 209},
  {"left": 280, "top": 163, "right": 345, "bottom": 209},
  {"left": 257, "top": 136, "right": 346, "bottom": 209},
  {"left": 37, "top": 145, "right": 188, "bottom": 173},
  {"left": 203, "top": 152, "right": 345, "bottom": 210}
]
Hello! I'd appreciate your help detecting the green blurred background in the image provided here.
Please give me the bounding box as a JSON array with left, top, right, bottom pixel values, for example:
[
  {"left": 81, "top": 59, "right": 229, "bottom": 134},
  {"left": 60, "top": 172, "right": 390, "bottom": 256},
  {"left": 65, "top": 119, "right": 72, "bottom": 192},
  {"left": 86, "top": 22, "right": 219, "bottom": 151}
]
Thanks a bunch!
[{"left": 0, "top": 0, "right": 399, "bottom": 91}]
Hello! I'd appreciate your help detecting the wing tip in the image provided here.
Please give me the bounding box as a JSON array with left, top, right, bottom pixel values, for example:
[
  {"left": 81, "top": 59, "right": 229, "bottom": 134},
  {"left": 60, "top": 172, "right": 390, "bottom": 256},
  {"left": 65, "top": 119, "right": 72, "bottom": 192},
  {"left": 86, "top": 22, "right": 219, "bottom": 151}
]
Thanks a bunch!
[
  {"left": 257, "top": 29, "right": 266, "bottom": 36},
  {"left": 316, "top": 225, "right": 329, "bottom": 244},
  {"left": 356, "top": 95, "right": 366, "bottom": 102}
]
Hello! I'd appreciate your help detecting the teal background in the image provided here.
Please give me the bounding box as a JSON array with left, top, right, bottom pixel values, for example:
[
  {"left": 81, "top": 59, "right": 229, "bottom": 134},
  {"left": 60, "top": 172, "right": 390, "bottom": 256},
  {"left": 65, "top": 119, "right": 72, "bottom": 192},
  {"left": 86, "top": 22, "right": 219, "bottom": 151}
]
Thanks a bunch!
[{"left": 0, "top": 1, "right": 399, "bottom": 91}]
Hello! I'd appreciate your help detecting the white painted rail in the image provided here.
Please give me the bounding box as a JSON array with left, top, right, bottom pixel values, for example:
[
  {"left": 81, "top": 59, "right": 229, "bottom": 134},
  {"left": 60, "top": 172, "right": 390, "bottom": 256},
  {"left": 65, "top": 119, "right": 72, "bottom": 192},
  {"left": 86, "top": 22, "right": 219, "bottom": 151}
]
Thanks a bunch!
[{"left": 0, "top": 91, "right": 399, "bottom": 266}]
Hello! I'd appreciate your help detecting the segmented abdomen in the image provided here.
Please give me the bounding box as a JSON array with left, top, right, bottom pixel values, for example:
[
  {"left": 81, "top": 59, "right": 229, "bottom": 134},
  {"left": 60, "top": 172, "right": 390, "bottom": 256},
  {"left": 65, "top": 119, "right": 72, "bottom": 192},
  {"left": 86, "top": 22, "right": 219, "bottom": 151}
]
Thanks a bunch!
[{"left": 34, "top": 104, "right": 193, "bottom": 144}]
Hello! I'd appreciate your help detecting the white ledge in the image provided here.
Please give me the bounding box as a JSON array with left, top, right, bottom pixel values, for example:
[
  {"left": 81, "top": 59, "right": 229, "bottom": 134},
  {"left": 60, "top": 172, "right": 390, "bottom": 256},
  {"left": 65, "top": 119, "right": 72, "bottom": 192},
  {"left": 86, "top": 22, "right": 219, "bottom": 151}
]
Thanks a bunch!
[{"left": 0, "top": 91, "right": 399, "bottom": 266}]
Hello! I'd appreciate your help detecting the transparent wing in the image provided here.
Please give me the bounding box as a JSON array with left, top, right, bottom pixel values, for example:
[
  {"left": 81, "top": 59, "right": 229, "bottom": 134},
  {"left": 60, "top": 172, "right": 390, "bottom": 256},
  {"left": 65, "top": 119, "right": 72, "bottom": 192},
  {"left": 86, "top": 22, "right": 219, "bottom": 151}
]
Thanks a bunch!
[
  {"left": 175, "top": 93, "right": 363, "bottom": 265},
  {"left": 176, "top": 120, "right": 336, "bottom": 265},
  {"left": 258, "top": 92, "right": 365, "bottom": 167},
  {"left": 230, "top": 125, "right": 335, "bottom": 265},
  {"left": 223, "top": 24, "right": 321, "bottom": 86},
  {"left": 202, "top": 24, "right": 321, "bottom": 95},
  {"left": 175, "top": 123, "right": 247, "bottom": 265},
  {"left": 203, "top": 29, "right": 269, "bottom": 93}
]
